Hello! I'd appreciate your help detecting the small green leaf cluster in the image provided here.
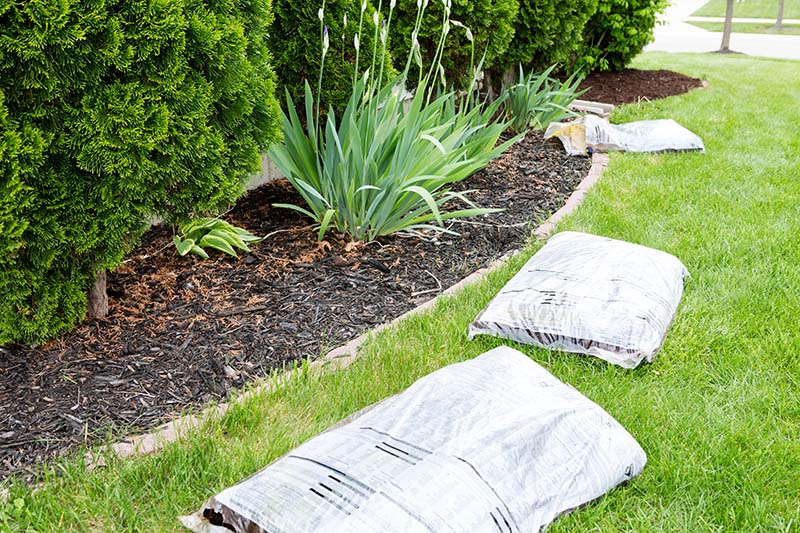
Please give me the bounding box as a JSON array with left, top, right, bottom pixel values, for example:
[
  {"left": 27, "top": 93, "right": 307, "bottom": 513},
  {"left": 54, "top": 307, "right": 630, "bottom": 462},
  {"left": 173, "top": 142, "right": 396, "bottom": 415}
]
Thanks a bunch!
[
  {"left": 0, "top": 495, "right": 26, "bottom": 529},
  {"left": 386, "top": 0, "right": 519, "bottom": 86},
  {"left": 576, "top": 0, "right": 669, "bottom": 72},
  {"left": 173, "top": 218, "right": 261, "bottom": 259},
  {"left": 498, "top": 0, "right": 599, "bottom": 74},
  {"left": 502, "top": 65, "right": 587, "bottom": 134},
  {"left": 269, "top": 0, "right": 519, "bottom": 242},
  {"left": 0, "top": 0, "right": 281, "bottom": 344}
]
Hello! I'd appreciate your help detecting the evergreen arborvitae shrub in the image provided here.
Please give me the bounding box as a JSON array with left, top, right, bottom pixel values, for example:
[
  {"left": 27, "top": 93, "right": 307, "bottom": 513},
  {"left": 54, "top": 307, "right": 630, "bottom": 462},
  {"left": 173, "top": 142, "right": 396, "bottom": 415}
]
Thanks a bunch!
[
  {"left": 577, "top": 0, "right": 669, "bottom": 72},
  {"left": 0, "top": 89, "right": 42, "bottom": 343},
  {"left": 0, "top": 0, "right": 281, "bottom": 345},
  {"left": 386, "top": 0, "right": 519, "bottom": 86},
  {"left": 269, "top": 0, "right": 395, "bottom": 116},
  {"left": 498, "top": 0, "right": 598, "bottom": 74}
]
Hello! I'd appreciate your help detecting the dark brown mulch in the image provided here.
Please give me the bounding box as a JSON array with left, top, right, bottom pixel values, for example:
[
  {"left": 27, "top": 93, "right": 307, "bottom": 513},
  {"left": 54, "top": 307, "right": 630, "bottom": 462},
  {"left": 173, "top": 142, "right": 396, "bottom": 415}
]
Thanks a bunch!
[
  {"left": 1, "top": 132, "right": 588, "bottom": 479},
  {"left": 577, "top": 69, "right": 704, "bottom": 106},
  {"left": 0, "top": 69, "right": 702, "bottom": 480}
]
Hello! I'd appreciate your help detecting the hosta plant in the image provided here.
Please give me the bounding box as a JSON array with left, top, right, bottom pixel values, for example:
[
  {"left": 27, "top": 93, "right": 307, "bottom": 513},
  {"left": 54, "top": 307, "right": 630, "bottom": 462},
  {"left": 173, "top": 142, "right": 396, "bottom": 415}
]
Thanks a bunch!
[
  {"left": 503, "top": 65, "right": 587, "bottom": 133},
  {"left": 173, "top": 218, "right": 261, "bottom": 259},
  {"left": 268, "top": 0, "right": 519, "bottom": 242}
]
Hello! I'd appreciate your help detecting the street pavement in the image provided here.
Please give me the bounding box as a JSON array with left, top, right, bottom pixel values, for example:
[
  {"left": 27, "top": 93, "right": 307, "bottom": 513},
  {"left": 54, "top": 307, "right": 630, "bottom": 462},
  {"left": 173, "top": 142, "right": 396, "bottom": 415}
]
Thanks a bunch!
[{"left": 645, "top": 0, "right": 800, "bottom": 60}]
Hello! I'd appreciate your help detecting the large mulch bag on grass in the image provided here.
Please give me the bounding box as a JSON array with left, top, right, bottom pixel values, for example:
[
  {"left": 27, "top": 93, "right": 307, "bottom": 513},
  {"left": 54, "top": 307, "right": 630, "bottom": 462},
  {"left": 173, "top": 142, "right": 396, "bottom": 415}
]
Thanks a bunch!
[
  {"left": 180, "top": 346, "right": 646, "bottom": 532},
  {"left": 469, "top": 232, "right": 689, "bottom": 368},
  {"left": 545, "top": 115, "right": 705, "bottom": 156}
]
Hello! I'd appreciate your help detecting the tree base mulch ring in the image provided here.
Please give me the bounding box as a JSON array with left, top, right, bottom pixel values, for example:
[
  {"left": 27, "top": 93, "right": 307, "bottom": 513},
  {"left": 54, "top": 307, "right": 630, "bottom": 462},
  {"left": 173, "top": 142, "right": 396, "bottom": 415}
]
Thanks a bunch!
[
  {"left": 0, "top": 69, "right": 702, "bottom": 480},
  {"left": 577, "top": 69, "right": 704, "bottom": 106}
]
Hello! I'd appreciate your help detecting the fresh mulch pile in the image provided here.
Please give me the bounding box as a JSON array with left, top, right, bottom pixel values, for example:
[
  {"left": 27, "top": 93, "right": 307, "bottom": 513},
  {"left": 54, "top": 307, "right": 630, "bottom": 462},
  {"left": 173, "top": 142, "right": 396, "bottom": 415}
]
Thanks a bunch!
[
  {"left": 0, "top": 69, "right": 701, "bottom": 479},
  {"left": 577, "top": 68, "right": 704, "bottom": 106}
]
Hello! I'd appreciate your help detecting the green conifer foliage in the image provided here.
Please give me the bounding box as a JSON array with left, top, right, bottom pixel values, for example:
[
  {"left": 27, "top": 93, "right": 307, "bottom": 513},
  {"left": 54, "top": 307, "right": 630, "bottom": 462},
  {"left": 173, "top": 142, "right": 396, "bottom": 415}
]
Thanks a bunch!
[
  {"left": 386, "top": 0, "right": 519, "bottom": 86},
  {"left": 499, "top": 0, "right": 599, "bottom": 73},
  {"left": 0, "top": 0, "right": 281, "bottom": 344},
  {"left": 577, "top": 0, "right": 669, "bottom": 71},
  {"left": 269, "top": 0, "right": 394, "bottom": 117}
]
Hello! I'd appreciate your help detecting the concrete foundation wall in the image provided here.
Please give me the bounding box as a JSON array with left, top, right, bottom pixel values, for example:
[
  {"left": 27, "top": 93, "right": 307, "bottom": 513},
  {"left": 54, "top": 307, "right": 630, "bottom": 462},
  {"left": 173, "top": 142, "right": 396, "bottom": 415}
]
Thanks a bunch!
[{"left": 246, "top": 154, "right": 285, "bottom": 191}]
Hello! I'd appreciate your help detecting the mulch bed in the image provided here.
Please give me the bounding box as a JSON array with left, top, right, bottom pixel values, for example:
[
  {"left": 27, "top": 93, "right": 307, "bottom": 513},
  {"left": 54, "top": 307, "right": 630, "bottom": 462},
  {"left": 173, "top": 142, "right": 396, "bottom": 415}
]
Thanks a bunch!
[
  {"left": 577, "top": 68, "right": 704, "bottom": 106},
  {"left": 0, "top": 69, "right": 702, "bottom": 480}
]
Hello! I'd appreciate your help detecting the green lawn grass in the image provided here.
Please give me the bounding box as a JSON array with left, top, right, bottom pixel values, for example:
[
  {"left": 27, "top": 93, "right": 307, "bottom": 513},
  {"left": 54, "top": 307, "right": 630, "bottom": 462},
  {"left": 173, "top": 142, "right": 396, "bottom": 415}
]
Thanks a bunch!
[
  {"left": 689, "top": 20, "right": 800, "bottom": 34},
  {"left": 3, "top": 52, "right": 800, "bottom": 532},
  {"left": 693, "top": 0, "right": 800, "bottom": 19}
]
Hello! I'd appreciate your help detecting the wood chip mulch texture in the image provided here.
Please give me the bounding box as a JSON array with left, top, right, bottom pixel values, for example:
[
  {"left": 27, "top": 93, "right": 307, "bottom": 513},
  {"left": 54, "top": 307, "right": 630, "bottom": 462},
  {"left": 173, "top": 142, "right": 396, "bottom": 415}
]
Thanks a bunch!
[
  {"left": 577, "top": 68, "right": 703, "bottom": 106},
  {"left": 0, "top": 69, "right": 702, "bottom": 480}
]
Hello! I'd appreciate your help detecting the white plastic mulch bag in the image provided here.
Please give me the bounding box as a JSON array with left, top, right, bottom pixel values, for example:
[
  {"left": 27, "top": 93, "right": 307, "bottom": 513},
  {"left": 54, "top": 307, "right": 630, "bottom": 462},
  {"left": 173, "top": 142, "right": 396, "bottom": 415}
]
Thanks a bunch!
[
  {"left": 181, "top": 346, "right": 646, "bottom": 533},
  {"left": 545, "top": 115, "right": 705, "bottom": 155},
  {"left": 469, "top": 232, "right": 689, "bottom": 368}
]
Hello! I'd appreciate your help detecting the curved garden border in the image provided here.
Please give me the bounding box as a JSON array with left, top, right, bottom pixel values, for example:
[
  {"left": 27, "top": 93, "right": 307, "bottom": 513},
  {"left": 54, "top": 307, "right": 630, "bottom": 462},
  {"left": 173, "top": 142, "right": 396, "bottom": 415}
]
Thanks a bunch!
[{"left": 86, "top": 152, "right": 609, "bottom": 467}]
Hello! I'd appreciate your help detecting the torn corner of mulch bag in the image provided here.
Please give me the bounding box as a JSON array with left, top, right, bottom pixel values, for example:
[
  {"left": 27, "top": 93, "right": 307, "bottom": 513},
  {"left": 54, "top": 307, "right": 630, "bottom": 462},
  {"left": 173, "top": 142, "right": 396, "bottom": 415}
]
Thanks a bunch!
[
  {"left": 545, "top": 115, "right": 705, "bottom": 156},
  {"left": 180, "top": 346, "right": 646, "bottom": 533}
]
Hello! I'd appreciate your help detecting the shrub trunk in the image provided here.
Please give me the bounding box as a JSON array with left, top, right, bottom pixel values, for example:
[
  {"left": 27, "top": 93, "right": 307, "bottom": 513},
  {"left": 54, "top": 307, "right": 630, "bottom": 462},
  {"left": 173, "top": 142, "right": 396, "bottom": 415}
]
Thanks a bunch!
[{"left": 87, "top": 271, "right": 108, "bottom": 319}]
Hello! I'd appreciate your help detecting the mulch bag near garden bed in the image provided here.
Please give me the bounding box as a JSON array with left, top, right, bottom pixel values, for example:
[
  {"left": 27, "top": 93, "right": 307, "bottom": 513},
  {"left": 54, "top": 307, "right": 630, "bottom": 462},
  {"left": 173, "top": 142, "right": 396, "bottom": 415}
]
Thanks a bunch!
[
  {"left": 0, "top": 69, "right": 703, "bottom": 480},
  {"left": 181, "top": 347, "right": 646, "bottom": 533},
  {"left": 546, "top": 116, "right": 705, "bottom": 155},
  {"left": 469, "top": 232, "right": 690, "bottom": 368}
]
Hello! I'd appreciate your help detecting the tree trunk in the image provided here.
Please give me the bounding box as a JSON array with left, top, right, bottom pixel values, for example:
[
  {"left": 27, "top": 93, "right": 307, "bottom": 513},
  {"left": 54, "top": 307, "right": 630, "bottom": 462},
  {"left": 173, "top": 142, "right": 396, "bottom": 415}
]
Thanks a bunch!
[
  {"left": 720, "top": 0, "right": 735, "bottom": 51},
  {"left": 776, "top": 0, "right": 785, "bottom": 30},
  {"left": 87, "top": 270, "right": 108, "bottom": 319}
]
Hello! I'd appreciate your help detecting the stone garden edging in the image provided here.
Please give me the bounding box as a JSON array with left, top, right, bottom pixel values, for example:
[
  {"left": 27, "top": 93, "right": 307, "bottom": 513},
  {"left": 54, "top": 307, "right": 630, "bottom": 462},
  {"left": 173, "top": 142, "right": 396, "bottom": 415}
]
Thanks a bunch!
[{"left": 87, "top": 151, "right": 610, "bottom": 466}]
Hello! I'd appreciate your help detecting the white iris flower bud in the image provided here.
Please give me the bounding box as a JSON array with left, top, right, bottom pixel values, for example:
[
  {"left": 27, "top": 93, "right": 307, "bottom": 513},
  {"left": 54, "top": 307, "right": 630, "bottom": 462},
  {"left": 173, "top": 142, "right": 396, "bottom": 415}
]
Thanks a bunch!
[{"left": 412, "top": 36, "right": 422, "bottom": 68}]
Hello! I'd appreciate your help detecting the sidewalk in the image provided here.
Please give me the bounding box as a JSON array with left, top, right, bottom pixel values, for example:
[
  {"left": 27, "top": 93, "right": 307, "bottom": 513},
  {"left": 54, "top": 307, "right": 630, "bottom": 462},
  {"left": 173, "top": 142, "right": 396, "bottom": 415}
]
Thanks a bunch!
[
  {"left": 687, "top": 16, "right": 800, "bottom": 24},
  {"left": 645, "top": 0, "right": 800, "bottom": 60}
]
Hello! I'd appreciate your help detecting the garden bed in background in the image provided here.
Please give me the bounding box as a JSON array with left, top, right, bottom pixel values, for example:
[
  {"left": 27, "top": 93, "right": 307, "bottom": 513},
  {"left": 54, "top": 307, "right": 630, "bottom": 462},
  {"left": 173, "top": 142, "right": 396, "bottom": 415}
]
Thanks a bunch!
[
  {"left": 576, "top": 68, "right": 703, "bottom": 105},
  {"left": 0, "top": 69, "right": 702, "bottom": 479}
]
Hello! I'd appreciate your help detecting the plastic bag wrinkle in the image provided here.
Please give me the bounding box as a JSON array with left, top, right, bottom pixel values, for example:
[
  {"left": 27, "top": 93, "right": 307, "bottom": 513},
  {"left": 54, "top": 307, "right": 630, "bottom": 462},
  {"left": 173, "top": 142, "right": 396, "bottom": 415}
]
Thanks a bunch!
[
  {"left": 181, "top": 347, "right": 646, "bottom": 532},
  {"left": 469, "top": 232, "right": 689, "bottom": 368},
  {"left": 545, "top": 115, "right": 705, "bottom": 155}
]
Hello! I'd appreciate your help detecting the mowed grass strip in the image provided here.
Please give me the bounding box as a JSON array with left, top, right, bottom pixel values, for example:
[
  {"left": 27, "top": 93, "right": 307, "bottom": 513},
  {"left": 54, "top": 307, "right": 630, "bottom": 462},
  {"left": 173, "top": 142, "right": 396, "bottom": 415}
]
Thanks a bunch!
[
  {"left": 3, "top": 52, "right": 800, "bottom": 532},
  {"left": 689, "top": 21, "right": 800, "bottom": 35},
  {"left": 693, "top": 0, "right": 800, "bottom": 19}
]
